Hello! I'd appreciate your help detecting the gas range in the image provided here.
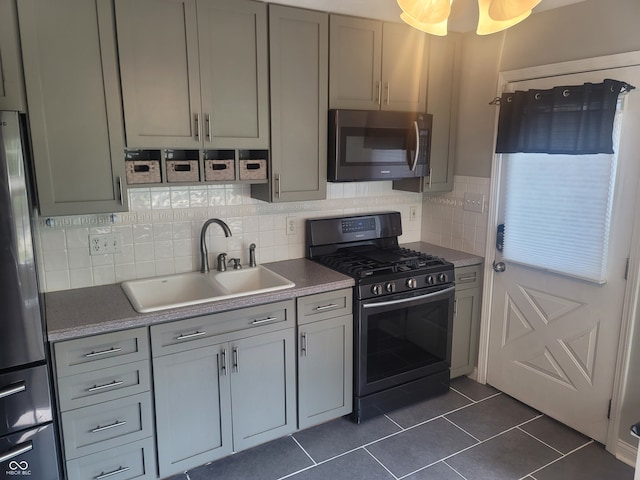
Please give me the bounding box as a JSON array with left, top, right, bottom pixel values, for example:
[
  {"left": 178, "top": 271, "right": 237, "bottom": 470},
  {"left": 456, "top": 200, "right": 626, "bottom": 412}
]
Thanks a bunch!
[{"left": 306, "top": 212, "right": 454, "bottom": 300}]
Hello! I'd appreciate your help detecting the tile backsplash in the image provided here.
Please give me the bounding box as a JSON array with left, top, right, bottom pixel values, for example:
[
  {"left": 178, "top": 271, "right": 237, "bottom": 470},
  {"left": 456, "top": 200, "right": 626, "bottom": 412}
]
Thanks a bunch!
[{"left": 35, "top": 182, "right": 423, "bottom": 292}]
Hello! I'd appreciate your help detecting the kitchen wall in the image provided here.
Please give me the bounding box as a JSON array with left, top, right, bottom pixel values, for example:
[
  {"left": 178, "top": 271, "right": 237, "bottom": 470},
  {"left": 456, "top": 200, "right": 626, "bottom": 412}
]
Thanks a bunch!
[{"left": 34, "top": 182, "right": 423, "bottom": 293}]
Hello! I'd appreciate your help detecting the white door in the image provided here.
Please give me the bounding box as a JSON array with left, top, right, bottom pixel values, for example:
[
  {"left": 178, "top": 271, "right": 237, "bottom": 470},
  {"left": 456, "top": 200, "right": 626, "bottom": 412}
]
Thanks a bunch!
[{"left": 487, "top": 66, "right": 640, "bottom": 443}]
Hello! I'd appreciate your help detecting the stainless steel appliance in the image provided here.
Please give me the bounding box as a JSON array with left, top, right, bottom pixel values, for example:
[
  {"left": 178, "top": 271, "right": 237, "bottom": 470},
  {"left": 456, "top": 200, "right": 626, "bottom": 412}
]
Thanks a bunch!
[
  {"left": 306, "top": 212, "right": 454, "bottom": 423},
  {"left": 0, "top": 111, "right": 61, "bottom": 479},
  {"left": 328, "top": 109, "right": 432, "bottom": 182}
]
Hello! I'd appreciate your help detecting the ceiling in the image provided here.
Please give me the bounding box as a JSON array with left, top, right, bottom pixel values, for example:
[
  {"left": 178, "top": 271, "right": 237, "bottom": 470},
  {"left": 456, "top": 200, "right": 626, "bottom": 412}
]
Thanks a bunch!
[{"left": 259, "top": 0, "right": 588, "bottom": 32}]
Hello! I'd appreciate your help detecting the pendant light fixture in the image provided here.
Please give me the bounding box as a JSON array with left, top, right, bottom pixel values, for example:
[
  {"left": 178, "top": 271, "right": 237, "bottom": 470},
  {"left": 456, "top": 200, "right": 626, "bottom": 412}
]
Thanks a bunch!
[{"left": 398, "top": 0, "right": 542, "bottom": 36}]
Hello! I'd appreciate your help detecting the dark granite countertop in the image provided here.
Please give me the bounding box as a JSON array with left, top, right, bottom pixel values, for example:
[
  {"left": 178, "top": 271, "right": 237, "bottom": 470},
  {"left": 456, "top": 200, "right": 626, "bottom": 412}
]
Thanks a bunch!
[{"left": 44, "top": 259, "right": 354, "bottom": 342}]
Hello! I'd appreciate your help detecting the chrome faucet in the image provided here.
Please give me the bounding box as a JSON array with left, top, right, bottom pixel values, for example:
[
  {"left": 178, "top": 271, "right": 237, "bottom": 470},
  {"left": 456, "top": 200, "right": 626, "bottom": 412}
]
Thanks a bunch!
[
  {"left": 199, "top": 218, "right": 232, "bottom": 273},
  {"left": 249, "top": 243, "right": 257, "bottom": 267}
]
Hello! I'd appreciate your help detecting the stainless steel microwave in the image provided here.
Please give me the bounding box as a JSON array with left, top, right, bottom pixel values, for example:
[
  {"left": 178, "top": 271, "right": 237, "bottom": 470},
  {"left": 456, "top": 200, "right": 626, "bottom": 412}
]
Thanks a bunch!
[{"left": 328, "top": 109, "right": 432, "bottom": 182}]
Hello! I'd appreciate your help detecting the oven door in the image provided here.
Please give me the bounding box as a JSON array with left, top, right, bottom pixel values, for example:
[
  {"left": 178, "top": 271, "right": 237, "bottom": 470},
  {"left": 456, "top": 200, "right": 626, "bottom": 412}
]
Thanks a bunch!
[{"left": 356, "top": 285, "right": 454, "bottom": 397}]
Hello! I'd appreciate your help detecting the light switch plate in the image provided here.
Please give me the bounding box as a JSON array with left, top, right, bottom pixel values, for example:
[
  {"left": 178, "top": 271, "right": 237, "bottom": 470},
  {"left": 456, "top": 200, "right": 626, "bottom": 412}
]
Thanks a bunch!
[{"left": 463, "top": 192, "right": 485, "bottom": 213}]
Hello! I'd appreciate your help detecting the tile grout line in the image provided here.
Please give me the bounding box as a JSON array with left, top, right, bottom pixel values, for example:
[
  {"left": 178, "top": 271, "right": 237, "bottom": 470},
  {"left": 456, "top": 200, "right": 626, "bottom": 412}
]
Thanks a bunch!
[
  {"left": 517, "top": 439, "right": 595, "bottom": 480},
  {"left": 442, "top": 459, "right": 471, "bottom": 480},
  {"left": 442, "top": 415, "right": 482, "bottom": 442},
  {"left": 290, "top": 435, "right": 318, "bottom": 466},
  {"left": 363, "top": 446, "right": 401, "bottom": 480},
  {"left": 516, "top": 424, "right": 567, "bottom": 456}
]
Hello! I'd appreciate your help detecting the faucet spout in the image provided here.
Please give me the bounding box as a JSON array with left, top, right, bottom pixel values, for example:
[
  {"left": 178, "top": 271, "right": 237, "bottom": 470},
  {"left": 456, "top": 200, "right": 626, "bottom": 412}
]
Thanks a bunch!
[{"left": 200, "top": 218, "right": 232, "bottom": 273}]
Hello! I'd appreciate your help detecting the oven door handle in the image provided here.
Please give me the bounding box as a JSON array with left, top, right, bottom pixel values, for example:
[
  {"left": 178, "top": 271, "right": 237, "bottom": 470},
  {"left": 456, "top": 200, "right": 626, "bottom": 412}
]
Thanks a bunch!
[{"left": 362, "top": 286, "right": 455, "bottom": 309}]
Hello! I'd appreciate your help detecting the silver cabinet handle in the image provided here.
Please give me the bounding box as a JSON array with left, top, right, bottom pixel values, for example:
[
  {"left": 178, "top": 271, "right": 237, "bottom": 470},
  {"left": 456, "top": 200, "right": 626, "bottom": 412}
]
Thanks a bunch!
[
  {"left": 95, "top": 466, "right": 130, "bottom": 480},
  {"left": 221, "top": 348, "right": 227, "bottom": 376},
  {"left": 176, "top": 331, "right": 207, "bottom": 341},
  {"left": 232, "top": 347, "right": 239, "bottom": 373},
  {"left": 206, "top": 113, "right": 212, "bottom": 141},
  {"left": 385, "top": 82, "right": 390, "bottom": 105},
  {"left": 91, "top": 420, "right": 127, "bottom": 433},
  {"left": 251, "top": 316, "right": 278, "bottom": 325},
  {"left": 88, "top": 380, "right": 124, "bottom": 392},
  {"left": 315, "top": 304, "right": 337, "bottom": 311},
  {"left": 194, "top": 113, "right": 201, "bottom": 142},
  {"left": 86, "top": 347, "right": 121, "bottom": 358},
  {"left": 0, "top": 441, "right": 32, "bottom": 463},
  {"left": 117, "top": 176, "right": 123, "bottom": 205},
  {"left": 428, "top": 167, "right": 433, "bottom": 189},
  {"left": 457, "top": 274, "right": 477, "bottom": 282},
  {"left": 376, "top": 81, "right": 381, "bottom": 105},
  {"left": 276, "top": 174, "right": 281, "bottom": 198},
  {"left": 0, "top": 381, "right": 26, "bottom": 399},
  {"left": 300, "top": 332, "right": 307, "bottom": 357},
  {"left": 409, "top": 120, "right": 419, "bottom": 172}
]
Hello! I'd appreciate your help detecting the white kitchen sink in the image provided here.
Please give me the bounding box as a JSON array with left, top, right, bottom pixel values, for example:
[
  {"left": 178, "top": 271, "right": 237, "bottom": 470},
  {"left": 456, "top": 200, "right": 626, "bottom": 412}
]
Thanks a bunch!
[{"left": 121, "top": 266, "right": 295, "bottom": 313}]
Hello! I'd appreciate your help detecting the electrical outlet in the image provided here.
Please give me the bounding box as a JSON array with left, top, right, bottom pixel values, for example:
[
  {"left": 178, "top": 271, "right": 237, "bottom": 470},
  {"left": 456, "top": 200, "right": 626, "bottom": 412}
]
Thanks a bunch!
[
  {"left": 286, "top": 217, "right": 297, "bottom": 235},
  {"left": 89, "top": 233, "right": 122, "bottom": 255},
  {"left": 463, "top": 192, "right": 485, "bottom": 213},
  {"left": 409, "top": 205, "right": 417, "bottom": 221}
]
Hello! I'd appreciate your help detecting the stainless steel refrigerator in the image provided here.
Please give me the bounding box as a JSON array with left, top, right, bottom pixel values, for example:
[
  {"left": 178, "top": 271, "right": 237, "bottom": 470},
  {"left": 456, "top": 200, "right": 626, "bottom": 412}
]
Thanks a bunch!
[{"left": 0, "top": 111, "right": 61, "bottom": 479}]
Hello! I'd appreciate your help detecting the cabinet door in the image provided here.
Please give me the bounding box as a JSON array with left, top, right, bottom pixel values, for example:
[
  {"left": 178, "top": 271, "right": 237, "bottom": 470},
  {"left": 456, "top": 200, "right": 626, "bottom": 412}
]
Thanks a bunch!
[
  {"left": 251, "top": 5, "right": 327, "bottom": 203},
  {"left": 229, "top": 328, "right": 296, "bottom": 452},
  {"left": 451, "top": 286, "right": 481, "bottom": 378},
  {"left": 328, "top": 15, "right": 382, "bottom": 110},
  {"left": 380, "top": 22, "right": 428, "bottom": 112},
  {"left": 0, "top": 0, "right": 25, "bottom": 111},
  {"left": 18, "top": 0, "right": 128, "bottom": 215},
  {"left": 298, "top": 315, "right": 353, "bottom": 429},
  {"left": 197, "top": 0, "right": 269, "bottom": 149},
  {"left": 423, "top": 34, "right": 461, "bottom": 193},
  {"left": 153, "top": 344, "right": 232, "bottom": 477},
  {"left": 115, "top": 0, "right": 201, "bottom": 148}
]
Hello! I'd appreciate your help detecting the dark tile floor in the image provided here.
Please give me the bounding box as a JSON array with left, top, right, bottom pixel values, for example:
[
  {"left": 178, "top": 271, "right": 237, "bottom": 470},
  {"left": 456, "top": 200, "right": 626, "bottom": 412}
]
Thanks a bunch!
[{"left": 168, "top": 377, "right": 635, "bottom": 480}]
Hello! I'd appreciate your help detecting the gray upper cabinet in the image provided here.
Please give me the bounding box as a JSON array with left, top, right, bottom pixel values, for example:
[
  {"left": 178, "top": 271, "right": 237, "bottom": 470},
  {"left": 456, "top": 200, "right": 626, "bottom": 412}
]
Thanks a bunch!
[
  {"left": 115, "top": 0, "right": 269, "bottom": 149},
  {"left": 17, "top": 0, "right": 128, "bottom": 216},
  {"left": 329, "top": 16, "right": 427, "bottom": 112},
  {"left": 251, "top": 5, "right": 328, "bottom": 203},
  {"left": 393, "top": 33, "right": 461, "bottom": 194},
  {"left": 0, "top": 0, "right": 25, "bottom": 111}
]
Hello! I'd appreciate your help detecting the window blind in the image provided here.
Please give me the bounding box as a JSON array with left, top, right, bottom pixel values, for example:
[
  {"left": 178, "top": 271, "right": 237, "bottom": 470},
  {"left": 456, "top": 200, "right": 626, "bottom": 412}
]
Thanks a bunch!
[{"left": 502, "top": 152, "right": 616, "bottom": 284}]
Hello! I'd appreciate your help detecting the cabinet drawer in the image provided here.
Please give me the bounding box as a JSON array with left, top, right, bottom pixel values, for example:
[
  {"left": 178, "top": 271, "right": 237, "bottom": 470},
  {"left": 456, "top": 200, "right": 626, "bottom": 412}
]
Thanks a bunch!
[
  {"left": 61, "top": 393, "right": 153, "bottom": 460},
  {"left": 65, "top": 437, "right": 156, "bottom": 480},
  {"left": 151, "top": 300, "right": 295, "bottom": 356},
  {"left": 455, "top": 264, "right": 483, "bottom": 291},
  {"left": 54, "top": 328, "right": 149, "bottom": 377},
  {"left": 297, "top": 289, "right": 352, "bottom": 325},
  {"left": 57, "top": 360, "right": 151, "bottom": 412}
]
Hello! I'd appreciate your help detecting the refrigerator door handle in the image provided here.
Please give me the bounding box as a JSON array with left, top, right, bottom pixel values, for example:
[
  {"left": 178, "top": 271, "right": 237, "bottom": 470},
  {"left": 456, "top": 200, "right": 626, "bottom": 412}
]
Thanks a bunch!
[
  {"left": 0, "top": 440, "right": 33, "bottom": 463},
  {"left": 0, "top": 381, "right": 26, "bottom": 399}
]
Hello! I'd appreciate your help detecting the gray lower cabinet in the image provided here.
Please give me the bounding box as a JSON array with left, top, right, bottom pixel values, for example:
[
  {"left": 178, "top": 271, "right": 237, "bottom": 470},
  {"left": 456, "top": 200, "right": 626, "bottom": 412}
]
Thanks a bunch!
[
  {"left": 17, "top": 0, "right": 128, "bottom": 216},
  {"left": 450, "top": 264, "right": 483, "bottom": 378},
  {"left": 52, "top": 328, "right": 155, "bottom": 480},
  {"left": 251, "top": 5, "right": 328, "bottom": 203},
  {"left": 151, "top": 300, "right": 297, "bottom": 478},
  {"left": 0, "top": 0, "right": 25, "bottom": 111},
  {"left": 297, "top": 289, "right": 353, "bottom": 429}
]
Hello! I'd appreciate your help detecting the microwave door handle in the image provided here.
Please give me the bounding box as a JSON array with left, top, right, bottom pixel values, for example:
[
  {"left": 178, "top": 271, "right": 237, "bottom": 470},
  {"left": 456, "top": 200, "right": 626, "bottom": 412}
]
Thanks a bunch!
[{"left": 409, "top": 121, "right": 420, "bottom": 172}]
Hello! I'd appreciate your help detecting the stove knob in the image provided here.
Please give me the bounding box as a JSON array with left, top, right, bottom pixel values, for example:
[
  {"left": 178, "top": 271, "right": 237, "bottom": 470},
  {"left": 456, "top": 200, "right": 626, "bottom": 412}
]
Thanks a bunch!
[
  {"left": 371, "top": 284, "right": 383, "bottom": 295},
  {"left": 426, "top": 275, "right": 435, "bottom": 285},
  {"left": 438, "top": 273, "right": 448, "bottom": 283},
  {"left": 385, "top": 282, "right": 396, "bottom": 293},
  {"left": 406, "top": 278, "right": 417, "bottom": 289}
]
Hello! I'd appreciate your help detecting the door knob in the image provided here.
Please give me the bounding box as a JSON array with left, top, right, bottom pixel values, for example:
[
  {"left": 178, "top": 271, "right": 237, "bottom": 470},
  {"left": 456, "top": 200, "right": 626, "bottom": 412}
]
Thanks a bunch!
[{"left": 493, "top": 261, "right": 506, "bottom": 273}]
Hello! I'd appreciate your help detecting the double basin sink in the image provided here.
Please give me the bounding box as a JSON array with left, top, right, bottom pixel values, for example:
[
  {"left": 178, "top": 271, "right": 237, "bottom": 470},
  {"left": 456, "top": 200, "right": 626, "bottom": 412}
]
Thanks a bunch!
[{"left": 121, "top": 265, "right": 295, "bottom": 313}]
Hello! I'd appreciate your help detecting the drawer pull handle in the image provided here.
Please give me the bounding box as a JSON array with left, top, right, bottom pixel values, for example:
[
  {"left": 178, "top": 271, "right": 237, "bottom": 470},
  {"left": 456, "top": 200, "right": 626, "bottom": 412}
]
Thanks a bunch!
[
  {"left": 251, "top": 316, "right": 278, "bottom": 325},
  {"left": 0, "top": 441, "right": 32, "bottom": 463},
  {"left": 176, "top": 331, "right": 207, "bottom": 341},
  {"left": 221, "top": 348, "right": 227, "bottom": 376},
  {"left": 91, "top": 420, "right": 127, "bottom": 433},
  {"left": 88, "top": 380, "right": 124, "bottom": 392},
  {"left": 95, "top": 466, "right": 130, "bottom": 480},
  {"left": 0, "top": 381, "right": 26, "bottom": 399},
  {"left": 86, "top": 347, "right": 122, "bottom": 358},
  {"left": 300, "top": 332, "right": 307, "bottom": 357},
  {"left": 315, "top": 304, "right": 338, "bottom": 311},
  {"left": 458, "top": 275, "right": 477, "bottom": 282}
]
